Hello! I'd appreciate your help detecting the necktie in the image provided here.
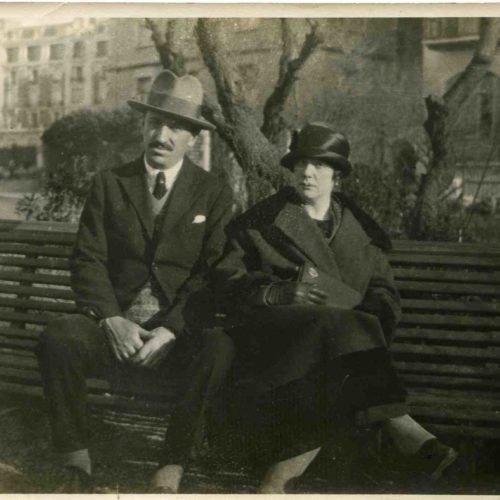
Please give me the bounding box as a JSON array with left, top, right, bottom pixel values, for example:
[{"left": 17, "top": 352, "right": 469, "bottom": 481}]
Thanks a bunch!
[{"left": 153, "top": 171, "right": 167, "bottom": 200}]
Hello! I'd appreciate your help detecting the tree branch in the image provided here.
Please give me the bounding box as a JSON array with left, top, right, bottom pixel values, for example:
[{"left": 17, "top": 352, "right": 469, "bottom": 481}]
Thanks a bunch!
[
  {"left": 144, "top": 18, "right": 186, "bottom": 75},
  {"left": 444, "top": 18, "right": 500, "bottom": 126},
  {"left": 261, "top": 19, "right": 324, "bottom": 144}
]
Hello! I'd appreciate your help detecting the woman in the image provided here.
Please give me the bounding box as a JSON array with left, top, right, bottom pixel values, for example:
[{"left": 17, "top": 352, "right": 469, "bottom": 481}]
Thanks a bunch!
[{"left": 214, "top": 122, "right": 457, "bottom": 493}]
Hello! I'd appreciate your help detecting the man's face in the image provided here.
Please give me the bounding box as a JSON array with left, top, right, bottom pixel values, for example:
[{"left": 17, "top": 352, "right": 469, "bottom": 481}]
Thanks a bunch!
[
  {"left": 143, "top": 111, "right": 196, "bottom": 169},
  {"left": 293, "top": 159, "right": 336, "bottom": 203}
]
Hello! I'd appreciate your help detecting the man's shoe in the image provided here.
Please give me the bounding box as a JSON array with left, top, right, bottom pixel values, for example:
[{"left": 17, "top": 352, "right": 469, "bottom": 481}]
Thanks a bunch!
[
  {"left": 414, "top": 438, "right": 458, "bottom": 480},
  {"left": 54, "top": 466, "right": 93, "bottom": 493}
]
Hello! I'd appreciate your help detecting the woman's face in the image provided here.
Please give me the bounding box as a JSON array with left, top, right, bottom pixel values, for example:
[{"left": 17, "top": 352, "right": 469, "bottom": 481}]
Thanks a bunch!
[{"left": 293, "top": 159, "right": 336, "bottom": 203}]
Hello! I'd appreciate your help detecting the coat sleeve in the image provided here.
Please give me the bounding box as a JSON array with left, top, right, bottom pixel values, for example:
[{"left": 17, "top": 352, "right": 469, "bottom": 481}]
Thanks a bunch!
[
  {"left": 70, "top": 173, "right": 123, "bottom": 320},
  {"left": 213, "top": 226, "right": 280, "bottom": 321},
  {"left": 144, "top": 182, "right": 234, "bottom": 336},
  {"left": 357, "top": 246, "right": 402, "bottom": 345}
]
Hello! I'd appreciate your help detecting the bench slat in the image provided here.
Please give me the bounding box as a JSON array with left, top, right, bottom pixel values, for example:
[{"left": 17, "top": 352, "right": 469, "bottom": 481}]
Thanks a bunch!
[
  {"left": 401, "top": 299, "right": 500, "bottom": 315},
  {"left": 0, "top": 231, "right": 75, "bottom": 245},
  {"left": 0, "top": 256, "right": 70, "bottom": 270},
  {"left": 391, "top": 343, "right": 500, "bottom": 361},
  {"left": 395, "top": 328, "right": 500, "bottom": 344},
  {"left": 401, "top": 373, "right": 500, "bottom": 391},
  {"left": 397, "top": 281, "right": 500, "bottom": 296},
  {"left": 392, "top": 240, "right": 500, "bottom": 256},
  {"left": 401, "top": 313, "right": 500, "bottom": 329},
  {"left": 390, "top": 253, "right": 500, "bottom": 269},
  {"left": 0, "top": 310, "right": 52, "bottom": 325},
  {"left": 394, "top": 360, "right": 500, "bottom": 377},
  {"left": 0, "top": 297, "right": 76, "bottom": 314},
  {"left": 0, "top": 336, "right": 36, "bottom": 349},
  {"left": 0, "top": 270, "right": 70, "bottom": 286},
  {"left": 0, "top": 283, "right": 74, "bottom": 300},
  {"left": 394, "top": 268, "right": 500, "bottom": 285},
  {"left": 419, "top": 423, "right": 500, "bottom": 439},
  {"left": 0, "top": 243, "right": 72, "bottom": 258},
  {"left": 0, "top": 326, "right": 41, "bottom": 339},
  {"left": 410, "top": 388, "right": 500, "bottom": 408}
]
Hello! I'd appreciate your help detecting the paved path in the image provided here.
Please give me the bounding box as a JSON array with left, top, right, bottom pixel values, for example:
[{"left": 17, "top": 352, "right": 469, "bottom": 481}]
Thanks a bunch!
[{"left": 0, "top": 194, "right": 23, "bottom": 220}]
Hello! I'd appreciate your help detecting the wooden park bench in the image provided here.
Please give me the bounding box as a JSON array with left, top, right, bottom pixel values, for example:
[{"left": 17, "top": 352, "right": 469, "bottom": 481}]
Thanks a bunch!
[{"left": 0, "top": 218, "right": 500, "bottom": 480}]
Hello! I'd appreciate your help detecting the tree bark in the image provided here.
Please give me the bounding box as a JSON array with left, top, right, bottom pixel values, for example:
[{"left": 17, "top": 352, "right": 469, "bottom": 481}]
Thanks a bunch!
[{"left": 195, "top": 19, "right": 286, "bottom": 204}]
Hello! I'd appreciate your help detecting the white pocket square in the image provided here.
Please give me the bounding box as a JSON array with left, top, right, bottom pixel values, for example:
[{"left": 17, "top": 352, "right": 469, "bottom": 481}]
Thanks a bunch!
[{"left": 192, "top": 215, "right": 206, "bottom": 224}]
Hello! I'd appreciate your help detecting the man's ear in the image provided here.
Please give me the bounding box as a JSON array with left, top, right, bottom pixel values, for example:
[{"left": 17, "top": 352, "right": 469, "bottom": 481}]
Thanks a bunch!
[{"left": 188, "top": 134, "right": 197, "bottom": 147}]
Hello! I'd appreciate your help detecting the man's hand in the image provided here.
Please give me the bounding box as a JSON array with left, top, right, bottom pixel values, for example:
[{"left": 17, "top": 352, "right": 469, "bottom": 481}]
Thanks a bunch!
[
  {"left": 130, "top": 327, "right": 176, "bottom": 369},
  {"left": 261, "top": 282, "right": 328, "bottom": 306},
  {"left": 101, "top": 316, "right": 147, "bottom": 363}
]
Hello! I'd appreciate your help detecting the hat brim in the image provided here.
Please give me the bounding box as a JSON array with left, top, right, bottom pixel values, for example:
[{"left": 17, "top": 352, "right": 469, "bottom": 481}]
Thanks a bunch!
[
  {"left": 128, "top": 100, "right": 216, "bottom": 131},
  {"left": 281, "top": 151, "right": 352, "bottom": 176}
]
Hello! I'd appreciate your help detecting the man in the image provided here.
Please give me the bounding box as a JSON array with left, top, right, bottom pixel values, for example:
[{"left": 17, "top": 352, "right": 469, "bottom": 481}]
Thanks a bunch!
[
  {"left": 215, "top": 122, "right": 457, "bottom": 492},
  {"left": 35, "top": 70, "right": 234, "bottom": 493}
]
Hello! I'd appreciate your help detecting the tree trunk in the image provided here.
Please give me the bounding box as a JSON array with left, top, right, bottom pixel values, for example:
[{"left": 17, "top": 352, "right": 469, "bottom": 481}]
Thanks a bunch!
[{"left": 195, "top": 19, "right": 287, "bottom": 204}]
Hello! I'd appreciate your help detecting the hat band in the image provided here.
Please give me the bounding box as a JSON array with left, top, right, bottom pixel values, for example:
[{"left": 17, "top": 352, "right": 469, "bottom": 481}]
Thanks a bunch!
[
  {"left": 148, "top": 92, "right": 202, "bottom": 119},
  {"left": 293, "top": 146, "right": 348, "bottom": 161}
]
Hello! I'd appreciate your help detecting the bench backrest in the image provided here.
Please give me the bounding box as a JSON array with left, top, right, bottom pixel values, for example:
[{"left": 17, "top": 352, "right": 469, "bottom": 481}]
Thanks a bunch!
[{"left": 1, "top": 219, "right": 500, "bottom": 427}]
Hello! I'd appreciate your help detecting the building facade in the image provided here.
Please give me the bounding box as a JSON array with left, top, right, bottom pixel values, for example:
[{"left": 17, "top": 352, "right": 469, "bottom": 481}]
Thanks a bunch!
[{"left": 0, "top": 18, "right": 110, "bottom": 161}]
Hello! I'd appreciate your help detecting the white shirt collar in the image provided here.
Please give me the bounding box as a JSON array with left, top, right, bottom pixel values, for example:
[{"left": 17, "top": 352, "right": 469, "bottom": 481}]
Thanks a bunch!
[{"left": 143, "top": 156, "right": 184, "bottom": 191}]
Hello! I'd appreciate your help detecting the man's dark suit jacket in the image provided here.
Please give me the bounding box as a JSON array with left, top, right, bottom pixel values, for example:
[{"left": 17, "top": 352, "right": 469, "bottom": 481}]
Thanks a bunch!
[{"left": 70, "top": 156, "right": 233, "bottom": 337}]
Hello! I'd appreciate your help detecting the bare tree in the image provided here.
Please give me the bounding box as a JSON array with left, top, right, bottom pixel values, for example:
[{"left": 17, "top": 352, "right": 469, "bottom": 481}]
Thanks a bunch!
[{"left": 145, "top": 18, "right": 323, "bottom": 205}]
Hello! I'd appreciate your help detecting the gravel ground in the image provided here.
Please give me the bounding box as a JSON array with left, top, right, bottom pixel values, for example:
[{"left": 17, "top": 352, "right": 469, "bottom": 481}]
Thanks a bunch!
[{"left": 1, "top": 396, "right": 500, "bottom": 494}]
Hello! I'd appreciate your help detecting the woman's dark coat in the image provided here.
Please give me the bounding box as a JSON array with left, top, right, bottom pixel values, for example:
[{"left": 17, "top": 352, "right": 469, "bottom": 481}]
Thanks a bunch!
[{"left": 214, "top": 187, "right": 407, "bottom": 462}]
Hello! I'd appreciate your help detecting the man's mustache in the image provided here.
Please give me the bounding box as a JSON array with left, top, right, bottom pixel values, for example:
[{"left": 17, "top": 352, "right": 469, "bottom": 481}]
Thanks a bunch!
[{"left": 149, "top": 141, "right": 174, "bottom": 151}]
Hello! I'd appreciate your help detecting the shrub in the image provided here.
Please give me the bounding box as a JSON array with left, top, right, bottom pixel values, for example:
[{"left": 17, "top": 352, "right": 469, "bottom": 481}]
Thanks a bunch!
[{"left": 17, "top": 108, "right": 142, "bottom": 222}]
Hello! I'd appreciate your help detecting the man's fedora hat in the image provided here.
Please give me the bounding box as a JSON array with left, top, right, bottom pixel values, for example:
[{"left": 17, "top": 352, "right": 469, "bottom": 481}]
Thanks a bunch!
[
  {"left": 281, "top": 122, "right": 352, "bottom": 176},
  {"left": 128, "top": 70, "right": 215, "bottom": 131}
]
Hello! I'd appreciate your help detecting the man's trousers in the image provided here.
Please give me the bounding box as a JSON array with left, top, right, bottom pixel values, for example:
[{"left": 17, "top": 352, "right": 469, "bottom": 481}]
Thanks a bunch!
[{"left": 35, "top": 314, "right": 235, "bottom": 467}]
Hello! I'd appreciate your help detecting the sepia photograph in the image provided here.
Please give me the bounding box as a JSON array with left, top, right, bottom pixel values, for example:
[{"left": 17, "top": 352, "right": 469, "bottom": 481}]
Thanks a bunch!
[{"left": 0, "top": 4, "right": 499, "bottom": 494}]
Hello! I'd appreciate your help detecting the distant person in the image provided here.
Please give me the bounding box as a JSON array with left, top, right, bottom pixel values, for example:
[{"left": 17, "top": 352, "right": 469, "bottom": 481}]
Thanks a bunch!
[
  {"left": 35, "top": 70, "right": 234, "bottom": 493},
  {"left": 215, "top": 122, "right": 458, "bottom": 492}
]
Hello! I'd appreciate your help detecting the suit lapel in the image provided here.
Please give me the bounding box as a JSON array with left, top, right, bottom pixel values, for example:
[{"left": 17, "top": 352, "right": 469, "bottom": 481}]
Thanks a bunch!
[
  {"left": 273, "top": 202, "right": 341, "bottom": 278},
  {"left": 156, "top": 158, "right": 203, "bottom": 239},
  {"left": 116, "top": 157, "right": 154, "bottom": 240}
]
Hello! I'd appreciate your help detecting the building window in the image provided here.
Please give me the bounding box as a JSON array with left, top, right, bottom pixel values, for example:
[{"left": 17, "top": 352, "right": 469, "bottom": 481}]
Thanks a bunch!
[
  {"left": 93, "top": 71, "right": 108, "bottom": 104},
  {"left": 136, "top": 76, "right": 152, "bottom": 101},
  {"left": 71, "top": 66, "right": 84, "bottom": 82},
  {"left": 44, "top": 26, "right": 57, "bottom": 37},
  {"left": 27, "top": 45, "right": 41, "bottom": 62},
  {"left": 96, "top": 40, "right": 108, "bottom": 57},
  {"left": 31, "top": 69, "right": 39, "bottom": 84},
  {"left": 73, "top": 41, "right": 85, "bottom": 58},
  {"left": 31, "top": 112, "right": 39, "bottom": 128},
  {"left": 71, "top": 86, "right": 84, "bottom": 105},
  {"left": 22, "top": 28, "right": 35, "bottom": 39},
  {"left": 10, "top": 70, "right": 17, "bottom": 85},
  {"left": 97, "top": 23, "right": 106, "bottom": 34},
  {"left": 50, "top": 44, "right": 65, "bottom": 60},
  {"left": 6, "top": 47, "right": 19, "bottom": 63}
]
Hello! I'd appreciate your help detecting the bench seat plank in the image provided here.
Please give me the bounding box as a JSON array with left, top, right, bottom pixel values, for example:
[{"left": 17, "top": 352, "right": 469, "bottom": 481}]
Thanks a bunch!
[
  {"left": 0, "top": 270, "right": 70, "bottom": 286},
  {"left": 0, "top": 283, "right": 74, "bottom": 300},
  {"left": 394, "top": 268, "right": 500, "bottom": 285},
  {"left": 0, "top": 256, "right": 70, "bottom": 270},
  {"left": 0, "top": 243, "right": 72, "bottom": 258}
]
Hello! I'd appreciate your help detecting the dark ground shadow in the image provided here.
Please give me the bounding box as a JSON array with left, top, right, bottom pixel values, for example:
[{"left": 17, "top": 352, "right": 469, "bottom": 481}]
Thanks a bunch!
[{"left": 1, "top": 396, "right": 500, "bottom": 494}]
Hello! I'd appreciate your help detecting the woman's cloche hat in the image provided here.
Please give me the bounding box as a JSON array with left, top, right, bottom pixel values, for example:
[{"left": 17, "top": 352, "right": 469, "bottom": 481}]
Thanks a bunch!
[
  {"left": 128, "top": 70, "right": 215, "bottom": 131},
  {"left": 281, "top": 122, "right": 352, "bottom": 177}
]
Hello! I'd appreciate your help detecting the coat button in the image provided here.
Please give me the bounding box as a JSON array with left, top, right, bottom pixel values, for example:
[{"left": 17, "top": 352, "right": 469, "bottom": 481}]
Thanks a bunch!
[{"left": 151, "top": 262, "right": 158, "bottom": 271}]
